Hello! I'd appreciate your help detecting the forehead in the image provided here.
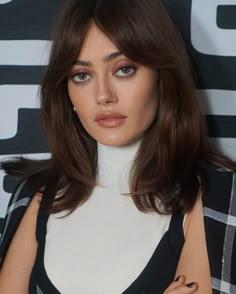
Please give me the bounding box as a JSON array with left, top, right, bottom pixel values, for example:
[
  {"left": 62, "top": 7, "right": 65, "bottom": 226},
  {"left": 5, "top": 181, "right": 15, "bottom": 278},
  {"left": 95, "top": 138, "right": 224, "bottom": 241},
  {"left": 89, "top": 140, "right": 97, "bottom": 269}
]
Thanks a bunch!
[{"left": 78, "top": 23, "right": 118, "bottom": 59}]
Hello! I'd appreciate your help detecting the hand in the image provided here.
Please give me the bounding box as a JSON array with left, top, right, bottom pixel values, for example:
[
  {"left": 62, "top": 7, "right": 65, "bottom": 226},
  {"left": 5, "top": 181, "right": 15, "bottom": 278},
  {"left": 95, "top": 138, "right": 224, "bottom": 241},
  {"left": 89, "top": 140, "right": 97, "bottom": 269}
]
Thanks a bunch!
[{"left": 163, "top": 275, "right": 198, "bottom": 293}]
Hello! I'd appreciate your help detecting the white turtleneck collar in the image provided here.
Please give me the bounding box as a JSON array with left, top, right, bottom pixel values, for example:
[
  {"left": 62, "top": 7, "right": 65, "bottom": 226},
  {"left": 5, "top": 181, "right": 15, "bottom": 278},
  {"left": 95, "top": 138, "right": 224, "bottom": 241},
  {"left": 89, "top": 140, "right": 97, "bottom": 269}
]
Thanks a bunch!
[{"left": 96, "top": 138, "right": 142, "bottom": 193}]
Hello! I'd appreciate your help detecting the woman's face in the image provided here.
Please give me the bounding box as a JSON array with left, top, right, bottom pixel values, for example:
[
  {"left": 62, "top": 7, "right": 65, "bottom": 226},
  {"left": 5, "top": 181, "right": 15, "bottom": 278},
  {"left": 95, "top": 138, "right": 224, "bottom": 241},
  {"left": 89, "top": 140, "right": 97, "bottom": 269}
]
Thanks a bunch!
[{"left": 68, "top": 24, "right": 158, "bottom": 146}]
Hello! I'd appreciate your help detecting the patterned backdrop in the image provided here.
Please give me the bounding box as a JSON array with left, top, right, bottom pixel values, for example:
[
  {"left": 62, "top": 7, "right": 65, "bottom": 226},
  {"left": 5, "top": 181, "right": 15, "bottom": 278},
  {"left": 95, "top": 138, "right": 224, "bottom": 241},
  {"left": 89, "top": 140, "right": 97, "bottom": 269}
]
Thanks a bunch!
[{"left": 0, "top": 0, "right": 236, "bottom": 234}]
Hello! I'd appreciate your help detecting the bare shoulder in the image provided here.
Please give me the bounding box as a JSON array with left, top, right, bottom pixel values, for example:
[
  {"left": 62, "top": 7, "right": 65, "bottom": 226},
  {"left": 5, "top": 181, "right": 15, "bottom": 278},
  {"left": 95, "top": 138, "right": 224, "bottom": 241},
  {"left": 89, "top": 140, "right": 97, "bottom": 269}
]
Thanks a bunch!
[
  {"left": 175, "top": 192, "right": 212, "bottom": 293},
  {"left": 0, "top": 193, "right": 41, "bottom": 294}
]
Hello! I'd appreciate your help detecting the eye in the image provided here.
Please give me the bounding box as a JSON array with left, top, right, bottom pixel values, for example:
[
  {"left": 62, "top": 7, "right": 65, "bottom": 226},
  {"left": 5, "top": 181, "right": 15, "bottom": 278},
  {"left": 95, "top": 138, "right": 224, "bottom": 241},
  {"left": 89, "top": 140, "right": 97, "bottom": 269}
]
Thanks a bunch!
[
  {"left": 70, "top": 72, "right": 92, "bottom": 83},
  {"left": 115, "top": 65, "right": 136, "bottom": 77}
]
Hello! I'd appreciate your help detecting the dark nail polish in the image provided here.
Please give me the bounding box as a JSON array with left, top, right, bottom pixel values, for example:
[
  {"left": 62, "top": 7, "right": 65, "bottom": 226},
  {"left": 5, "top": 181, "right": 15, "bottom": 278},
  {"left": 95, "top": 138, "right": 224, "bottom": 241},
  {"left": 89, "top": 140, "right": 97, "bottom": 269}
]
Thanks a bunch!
[
  {"left": 175, "top": 275, "right": 181, "bottom": 281},
  {"left": 186, "top": 282, "right": 196, "bottom": 288}
]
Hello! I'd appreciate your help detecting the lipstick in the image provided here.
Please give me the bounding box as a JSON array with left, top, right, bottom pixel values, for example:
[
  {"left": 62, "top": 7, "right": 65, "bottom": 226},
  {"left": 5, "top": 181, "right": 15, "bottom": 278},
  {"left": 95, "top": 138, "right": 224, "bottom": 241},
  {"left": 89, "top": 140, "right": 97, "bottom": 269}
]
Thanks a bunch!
[{"left": 95, "top": 112, "right": 126, "bottom": 128}]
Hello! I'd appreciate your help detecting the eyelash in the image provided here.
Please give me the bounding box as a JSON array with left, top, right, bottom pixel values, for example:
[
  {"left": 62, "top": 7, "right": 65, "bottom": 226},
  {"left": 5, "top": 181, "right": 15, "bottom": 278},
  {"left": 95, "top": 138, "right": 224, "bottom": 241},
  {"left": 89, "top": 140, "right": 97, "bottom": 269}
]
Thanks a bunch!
[
  {"left": 70, "top": 72, "right": 91, "bottom": 83},
  {"left": 69, "top": 64, "right": 137, "bottom": 84},
  {"left": 115, "top": 65, "right": 137, "bottom": 77}
]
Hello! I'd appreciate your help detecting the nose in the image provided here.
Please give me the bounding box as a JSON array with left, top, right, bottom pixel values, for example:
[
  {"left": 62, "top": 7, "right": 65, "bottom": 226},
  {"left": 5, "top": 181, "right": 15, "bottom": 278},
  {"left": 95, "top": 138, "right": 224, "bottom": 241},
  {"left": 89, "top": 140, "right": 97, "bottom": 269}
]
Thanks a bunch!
[{"left": 95, "top": 77, "right": 118, "bottom": 105}]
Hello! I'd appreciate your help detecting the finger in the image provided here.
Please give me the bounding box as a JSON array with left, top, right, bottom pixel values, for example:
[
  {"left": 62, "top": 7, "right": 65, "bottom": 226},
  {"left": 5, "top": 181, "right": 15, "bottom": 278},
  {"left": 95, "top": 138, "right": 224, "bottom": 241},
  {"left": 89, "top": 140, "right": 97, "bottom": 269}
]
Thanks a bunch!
[
  {"left": 164, "top": 282, "right": 198, "bottom": 294},
  {"left": 163, "top": 275, "right": 185, "bottom": 293}
]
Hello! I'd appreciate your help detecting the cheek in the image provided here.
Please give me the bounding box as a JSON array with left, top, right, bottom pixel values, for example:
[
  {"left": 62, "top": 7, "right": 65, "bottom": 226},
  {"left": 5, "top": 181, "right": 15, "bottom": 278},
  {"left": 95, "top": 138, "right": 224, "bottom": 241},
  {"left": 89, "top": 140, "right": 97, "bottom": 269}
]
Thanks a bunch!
[
  {"left": 75, "top": 105, "right": 93, "bottom": 129},
  {"left": 68, "top": 85, "right": 90, "bottom": 119},
  {"left": 143, "top": 98, "right": 158, "bottom": 127},
  {"left": 136, "top": 85, "right": 158, "bottom": 123}
]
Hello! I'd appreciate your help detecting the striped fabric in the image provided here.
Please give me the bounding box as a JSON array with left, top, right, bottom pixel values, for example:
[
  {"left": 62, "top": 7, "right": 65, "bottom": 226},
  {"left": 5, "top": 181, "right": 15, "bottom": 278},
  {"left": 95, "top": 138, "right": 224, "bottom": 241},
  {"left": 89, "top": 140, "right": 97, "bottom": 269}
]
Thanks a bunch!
[
  {"left": 203, "top": 166, "right": 236, "bottom": 294},
  {"left": 36, "top": 285, "right": 44, "bottom": 294},
  {"left": 0, "top": 180, "right": 33, "bottom": 265},
  {"left": 0, "top": 165, "right": 236, "bottom": 293}
]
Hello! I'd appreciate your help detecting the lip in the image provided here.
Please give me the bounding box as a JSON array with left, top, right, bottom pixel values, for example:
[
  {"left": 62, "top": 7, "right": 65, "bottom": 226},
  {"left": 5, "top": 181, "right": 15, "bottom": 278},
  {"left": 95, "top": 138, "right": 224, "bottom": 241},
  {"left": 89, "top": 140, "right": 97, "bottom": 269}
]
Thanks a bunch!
[{"left": 95, "top": 112, "right": 126, "bottom": 128}]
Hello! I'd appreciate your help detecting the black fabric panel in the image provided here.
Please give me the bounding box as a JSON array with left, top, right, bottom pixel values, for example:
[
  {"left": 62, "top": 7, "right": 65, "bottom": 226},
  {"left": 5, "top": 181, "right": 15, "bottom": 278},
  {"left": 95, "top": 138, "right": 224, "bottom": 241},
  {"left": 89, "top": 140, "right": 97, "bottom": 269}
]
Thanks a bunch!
[
  {"left": 0, "top": 219, "right": 3, "bottom": 237},
  {"left": 203, "top": 167, "right": 233, "bottom": 284},
  {"left": 204, "top": 166, "right": 232, "bottom": 214},
  {"left": 204, "top": 219, "right": 226, "bottom": 280},
  {"left": 231, "top": 232, "right": 236, "bottom": 287}
]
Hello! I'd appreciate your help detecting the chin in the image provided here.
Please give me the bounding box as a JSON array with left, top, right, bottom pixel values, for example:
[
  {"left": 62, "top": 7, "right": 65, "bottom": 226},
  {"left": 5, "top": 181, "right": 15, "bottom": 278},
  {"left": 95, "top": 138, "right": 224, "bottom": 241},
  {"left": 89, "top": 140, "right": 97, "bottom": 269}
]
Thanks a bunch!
[
  {"left": 97, "top": 139, "right": 127, "bottom": 147},
  {"left": 96, "top": 135, "right": 141, "bottom": 147}
]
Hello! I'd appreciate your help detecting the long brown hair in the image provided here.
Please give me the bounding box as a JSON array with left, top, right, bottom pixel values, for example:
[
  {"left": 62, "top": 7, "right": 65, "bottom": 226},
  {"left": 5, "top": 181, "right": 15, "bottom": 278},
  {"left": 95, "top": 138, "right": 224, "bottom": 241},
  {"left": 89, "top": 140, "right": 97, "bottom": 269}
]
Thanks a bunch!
[{"left": 2, "top": 0, "right": 235, "bottom": 214}]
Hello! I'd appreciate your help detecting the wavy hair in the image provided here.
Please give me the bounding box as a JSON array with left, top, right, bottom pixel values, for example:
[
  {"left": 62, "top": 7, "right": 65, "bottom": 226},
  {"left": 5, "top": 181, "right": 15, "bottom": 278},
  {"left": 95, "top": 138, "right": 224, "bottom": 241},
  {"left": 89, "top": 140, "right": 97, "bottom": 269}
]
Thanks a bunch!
[{"left": 2, "top": 0, "right": 235, "bottom": 214}]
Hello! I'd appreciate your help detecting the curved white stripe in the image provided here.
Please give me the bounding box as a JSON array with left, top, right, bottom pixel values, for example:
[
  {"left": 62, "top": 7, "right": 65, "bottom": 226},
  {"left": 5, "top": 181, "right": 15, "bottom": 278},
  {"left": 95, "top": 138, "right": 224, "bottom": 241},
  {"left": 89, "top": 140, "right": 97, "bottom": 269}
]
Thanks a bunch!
[{"left": 0, "top": 0, "right": 13, "bottom": 3}]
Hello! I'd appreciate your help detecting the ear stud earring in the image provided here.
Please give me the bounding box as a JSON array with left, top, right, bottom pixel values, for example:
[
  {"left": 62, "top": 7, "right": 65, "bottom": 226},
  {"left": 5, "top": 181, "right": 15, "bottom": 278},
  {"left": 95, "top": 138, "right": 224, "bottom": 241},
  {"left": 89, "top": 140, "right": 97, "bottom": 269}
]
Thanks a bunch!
[{"left": 73, "top": 106, "right": 77, "bottom": 112}]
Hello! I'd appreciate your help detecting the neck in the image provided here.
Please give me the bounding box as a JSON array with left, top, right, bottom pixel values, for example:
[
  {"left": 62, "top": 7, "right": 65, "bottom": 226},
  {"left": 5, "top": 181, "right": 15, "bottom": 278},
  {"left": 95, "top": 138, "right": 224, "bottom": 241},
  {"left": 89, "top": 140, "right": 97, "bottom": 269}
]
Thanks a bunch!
[{"left": 96, "top": 139, "right": 142, "bottom": 192}]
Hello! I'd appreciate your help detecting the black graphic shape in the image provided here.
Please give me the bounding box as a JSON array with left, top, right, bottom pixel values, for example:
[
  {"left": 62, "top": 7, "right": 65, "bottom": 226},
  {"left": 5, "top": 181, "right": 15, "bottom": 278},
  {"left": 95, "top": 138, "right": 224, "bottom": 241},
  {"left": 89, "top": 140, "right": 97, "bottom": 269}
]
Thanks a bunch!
[
  {"left": 194, "top": 56, "right": 236, "bottom": 91},
  {"left": 0, "top": 66, "right": 45, "bottom": 85},
  {"left": 0, "top": 0, "right": 63, "bottom": 40},
  {"left": 0, "top": 109, "right": 49, "bottom": 155},
  {"left": 217, "top": 5, "right": 236, "bottom": 29},
  {"left": 206, "top": 115, "right": 236, "bottom": 138}
]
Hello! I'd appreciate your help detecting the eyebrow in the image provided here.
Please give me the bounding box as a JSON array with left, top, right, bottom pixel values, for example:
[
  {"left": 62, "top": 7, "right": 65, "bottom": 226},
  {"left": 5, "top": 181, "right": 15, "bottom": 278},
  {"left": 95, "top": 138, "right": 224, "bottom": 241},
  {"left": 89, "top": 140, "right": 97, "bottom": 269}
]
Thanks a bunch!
[{"left": 74, "top": 51, "right": 123, "bottom": 66}]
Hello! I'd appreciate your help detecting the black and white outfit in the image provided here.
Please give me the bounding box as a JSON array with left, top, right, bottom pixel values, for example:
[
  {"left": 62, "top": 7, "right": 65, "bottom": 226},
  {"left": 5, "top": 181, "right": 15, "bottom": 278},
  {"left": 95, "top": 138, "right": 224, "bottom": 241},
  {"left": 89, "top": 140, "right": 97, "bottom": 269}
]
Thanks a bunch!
[{"left": 0, "top": 141, "right": 236, "bottom": 293}]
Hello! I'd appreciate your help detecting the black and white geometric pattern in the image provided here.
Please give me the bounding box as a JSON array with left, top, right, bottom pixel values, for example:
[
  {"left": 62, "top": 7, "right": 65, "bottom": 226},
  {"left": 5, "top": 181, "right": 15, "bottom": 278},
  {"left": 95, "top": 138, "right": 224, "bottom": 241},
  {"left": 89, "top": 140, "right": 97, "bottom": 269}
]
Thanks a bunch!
[
  {"left": 204, "top": 174, "right": 236, "bottom": 293},
  {"left": 203, "top": 167, "right": 236, "bottom": 294},
  {"left": 209, "top": 171, "right": 236, "bottom": 293},
  {"left": 0, "top": 0, "right": 236, "bottom": 236}
]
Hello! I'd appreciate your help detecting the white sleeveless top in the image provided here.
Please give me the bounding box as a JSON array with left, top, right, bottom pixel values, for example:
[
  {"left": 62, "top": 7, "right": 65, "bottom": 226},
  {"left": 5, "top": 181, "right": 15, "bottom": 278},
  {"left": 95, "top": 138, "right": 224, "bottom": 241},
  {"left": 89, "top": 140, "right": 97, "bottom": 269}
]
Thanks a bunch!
[{"left": 44, "top": 139, "right": 171, "bottom": 294}]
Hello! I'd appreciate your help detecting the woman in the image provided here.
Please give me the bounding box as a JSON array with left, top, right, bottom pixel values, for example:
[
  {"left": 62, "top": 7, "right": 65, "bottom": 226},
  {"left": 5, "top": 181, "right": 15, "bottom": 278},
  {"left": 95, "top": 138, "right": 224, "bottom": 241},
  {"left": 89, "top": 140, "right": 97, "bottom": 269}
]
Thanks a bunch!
[{"left": 0, "top": 0, "right": 235, "bottom": 293}]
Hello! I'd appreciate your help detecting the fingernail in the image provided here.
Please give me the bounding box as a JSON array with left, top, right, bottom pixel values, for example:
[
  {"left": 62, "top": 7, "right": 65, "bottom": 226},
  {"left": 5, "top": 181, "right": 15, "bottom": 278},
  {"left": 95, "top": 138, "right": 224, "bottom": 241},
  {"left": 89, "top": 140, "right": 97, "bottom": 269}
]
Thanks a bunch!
[
  {"left": 186, "top": 282, "right": 196, "bottom": 288},
  {"left": 175, "top": 275, "right": 181, "bottom": 281}
]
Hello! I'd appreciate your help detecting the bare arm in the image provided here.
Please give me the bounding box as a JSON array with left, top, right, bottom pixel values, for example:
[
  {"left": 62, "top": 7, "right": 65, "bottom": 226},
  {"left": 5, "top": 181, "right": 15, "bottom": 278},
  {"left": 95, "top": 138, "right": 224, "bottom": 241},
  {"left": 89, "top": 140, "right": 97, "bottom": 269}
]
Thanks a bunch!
[
  {"left": 0, "top": 194, "right": 40, "bottom": 294},
  {"left": 175, "top": 193, "right": 212, "bottom": 293}
]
